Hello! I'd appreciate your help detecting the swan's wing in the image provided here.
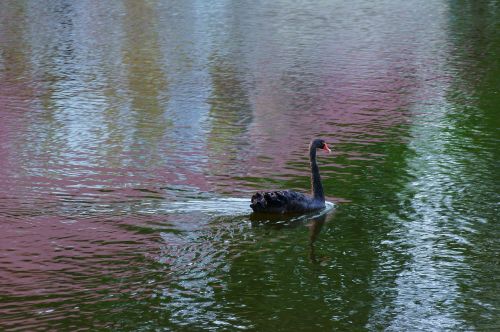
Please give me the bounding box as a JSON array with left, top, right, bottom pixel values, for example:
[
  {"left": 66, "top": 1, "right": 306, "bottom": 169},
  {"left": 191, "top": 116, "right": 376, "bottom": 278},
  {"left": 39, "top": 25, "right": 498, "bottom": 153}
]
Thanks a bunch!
[{"left": 250, "top": 190, "right": 310, "bottom": 213}]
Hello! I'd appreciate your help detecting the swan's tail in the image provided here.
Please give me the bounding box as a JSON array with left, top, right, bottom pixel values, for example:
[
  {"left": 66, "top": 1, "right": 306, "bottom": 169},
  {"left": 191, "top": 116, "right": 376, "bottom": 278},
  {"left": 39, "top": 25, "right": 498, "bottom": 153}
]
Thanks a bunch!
[{"left": 250, "top": 192, "right": 266, "bottom": 212}]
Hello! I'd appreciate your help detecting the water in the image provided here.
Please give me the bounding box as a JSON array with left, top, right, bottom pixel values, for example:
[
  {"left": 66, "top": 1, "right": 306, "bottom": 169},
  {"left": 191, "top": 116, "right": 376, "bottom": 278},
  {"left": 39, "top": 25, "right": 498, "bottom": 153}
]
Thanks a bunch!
[{"left": 0, "top": 0, "right": 499, "bottom": 330}]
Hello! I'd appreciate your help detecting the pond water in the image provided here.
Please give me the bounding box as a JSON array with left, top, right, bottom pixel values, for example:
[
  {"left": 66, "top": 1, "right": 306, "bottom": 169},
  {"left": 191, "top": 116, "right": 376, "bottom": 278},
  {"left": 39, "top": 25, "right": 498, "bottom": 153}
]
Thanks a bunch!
[{"left": 0, "top": 1, "right": 499, "bottom": 331}]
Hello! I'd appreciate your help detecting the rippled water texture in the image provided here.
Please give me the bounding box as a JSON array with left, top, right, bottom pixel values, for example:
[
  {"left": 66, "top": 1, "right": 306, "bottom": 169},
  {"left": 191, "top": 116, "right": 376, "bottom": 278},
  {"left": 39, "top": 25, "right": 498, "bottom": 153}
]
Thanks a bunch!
[{"left": 1, "top": 1, "right": 499, "bottom": 331}]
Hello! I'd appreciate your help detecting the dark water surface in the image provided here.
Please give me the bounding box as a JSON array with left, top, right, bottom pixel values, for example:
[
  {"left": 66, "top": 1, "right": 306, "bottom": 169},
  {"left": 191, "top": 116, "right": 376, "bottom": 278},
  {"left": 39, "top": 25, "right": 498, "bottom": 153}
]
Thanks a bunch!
[{"left": 1, "top": 1, "right": 499, "bottom": 331}]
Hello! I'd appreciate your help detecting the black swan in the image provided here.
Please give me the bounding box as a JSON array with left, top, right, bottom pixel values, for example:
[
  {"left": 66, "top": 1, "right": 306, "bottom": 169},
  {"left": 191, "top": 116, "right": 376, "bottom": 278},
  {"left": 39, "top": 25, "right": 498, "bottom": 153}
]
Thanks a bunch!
[{"left": 250, "top": 138, "right": 331, "bottom": 214}]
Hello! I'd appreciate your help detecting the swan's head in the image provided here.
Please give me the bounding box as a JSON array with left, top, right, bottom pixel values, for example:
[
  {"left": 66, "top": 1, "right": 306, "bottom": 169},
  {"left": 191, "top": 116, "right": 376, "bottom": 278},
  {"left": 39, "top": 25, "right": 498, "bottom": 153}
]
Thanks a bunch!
[{"left": 311, "top": 139, "right": 332, "bottom": 153}]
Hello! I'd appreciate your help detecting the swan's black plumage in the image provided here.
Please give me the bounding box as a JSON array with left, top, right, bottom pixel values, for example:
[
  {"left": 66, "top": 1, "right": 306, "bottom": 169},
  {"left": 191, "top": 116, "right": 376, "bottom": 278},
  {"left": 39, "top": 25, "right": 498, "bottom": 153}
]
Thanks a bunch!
[{"left": 250, "top": 139, "right": 331, "bottom": 214}]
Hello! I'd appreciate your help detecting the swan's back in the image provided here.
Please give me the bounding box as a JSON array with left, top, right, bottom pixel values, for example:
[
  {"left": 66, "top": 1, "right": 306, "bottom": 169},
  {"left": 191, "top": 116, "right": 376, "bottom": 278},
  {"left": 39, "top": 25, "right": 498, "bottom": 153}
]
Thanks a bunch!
[{"left": 250, "top": 190, "right": 324, "bottom": 214}]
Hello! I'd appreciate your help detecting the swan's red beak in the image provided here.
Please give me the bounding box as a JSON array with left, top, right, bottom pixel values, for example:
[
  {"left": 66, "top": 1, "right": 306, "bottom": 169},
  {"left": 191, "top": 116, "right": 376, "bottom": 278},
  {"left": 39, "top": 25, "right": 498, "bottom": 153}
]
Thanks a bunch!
[{"left": 322, "top": 143, "right": 332, "bottom": 153}]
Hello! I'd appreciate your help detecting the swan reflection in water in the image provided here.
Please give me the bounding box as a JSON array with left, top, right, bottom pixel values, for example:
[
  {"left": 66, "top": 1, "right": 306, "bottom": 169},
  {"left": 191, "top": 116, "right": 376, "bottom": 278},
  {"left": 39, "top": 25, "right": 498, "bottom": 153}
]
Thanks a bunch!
[
  {"left": 249, "top": 205, "right": 335, "bottom": 263},
  {"left": 307, "top": 212, "right": 329, "bottom": 264}
]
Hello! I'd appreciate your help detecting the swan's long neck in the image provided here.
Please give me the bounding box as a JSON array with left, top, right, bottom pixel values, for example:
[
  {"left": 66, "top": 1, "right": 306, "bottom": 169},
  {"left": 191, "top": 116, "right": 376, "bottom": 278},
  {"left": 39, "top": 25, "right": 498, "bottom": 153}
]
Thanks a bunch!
[{"left": 309, "top": 147, "right": 324, "bottom": 201}]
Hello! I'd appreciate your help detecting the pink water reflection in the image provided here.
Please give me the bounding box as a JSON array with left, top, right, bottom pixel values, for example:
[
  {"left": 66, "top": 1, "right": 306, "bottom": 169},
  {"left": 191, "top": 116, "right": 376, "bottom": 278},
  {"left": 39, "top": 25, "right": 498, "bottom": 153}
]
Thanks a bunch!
[{"left": 0, "top": 0, "right": 453, "bottom": 327}]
